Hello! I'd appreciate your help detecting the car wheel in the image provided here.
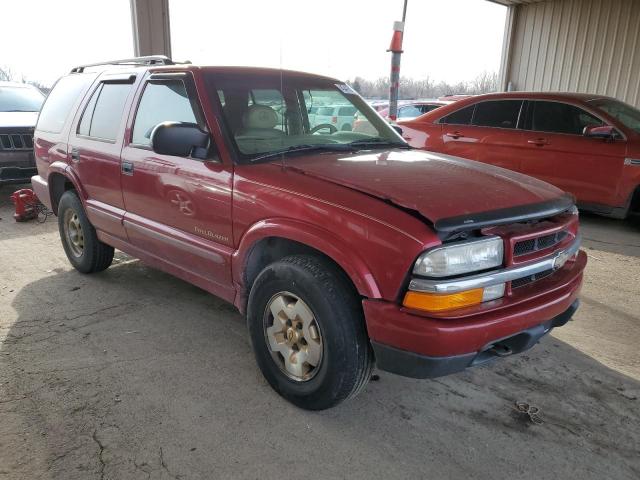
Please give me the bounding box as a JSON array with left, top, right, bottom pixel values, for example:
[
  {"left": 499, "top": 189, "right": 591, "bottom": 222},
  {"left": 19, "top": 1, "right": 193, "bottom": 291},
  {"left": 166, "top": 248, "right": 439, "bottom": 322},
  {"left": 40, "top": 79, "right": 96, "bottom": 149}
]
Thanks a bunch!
[
  {"left": 341, "top": 123, "right": 352, "bottom": 132},
  {"left": 58, "top": 190, "right": 114, "bottom": 273},
  {"left": 247, "top": 254, "right": 373, "bottom": 410}
]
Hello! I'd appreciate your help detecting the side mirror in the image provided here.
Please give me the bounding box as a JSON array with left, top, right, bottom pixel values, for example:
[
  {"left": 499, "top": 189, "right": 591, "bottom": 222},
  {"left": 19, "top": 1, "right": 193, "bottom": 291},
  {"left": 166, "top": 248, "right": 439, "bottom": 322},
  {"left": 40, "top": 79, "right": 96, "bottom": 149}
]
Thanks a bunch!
[
  {"left": 583, "top": 124, "right": 617, "bottom": 140},
  {"left": 151, "top": 122, "right": 210, "bottom": 159}
]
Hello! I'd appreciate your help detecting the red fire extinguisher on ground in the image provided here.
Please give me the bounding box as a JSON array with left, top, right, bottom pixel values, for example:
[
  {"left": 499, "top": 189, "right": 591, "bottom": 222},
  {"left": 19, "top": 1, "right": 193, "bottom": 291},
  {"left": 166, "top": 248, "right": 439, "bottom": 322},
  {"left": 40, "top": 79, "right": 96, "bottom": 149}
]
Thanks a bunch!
[{"left": 10, "top": 188, "right": 39, "bottom": 222}]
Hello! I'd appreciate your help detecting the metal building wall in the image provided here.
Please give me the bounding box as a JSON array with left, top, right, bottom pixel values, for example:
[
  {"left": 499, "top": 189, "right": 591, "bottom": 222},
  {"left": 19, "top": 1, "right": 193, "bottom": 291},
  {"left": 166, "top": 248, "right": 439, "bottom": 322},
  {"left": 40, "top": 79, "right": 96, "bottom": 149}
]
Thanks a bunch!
[{"left": 502, "top": 0, "right": 640, "bottom": 107}]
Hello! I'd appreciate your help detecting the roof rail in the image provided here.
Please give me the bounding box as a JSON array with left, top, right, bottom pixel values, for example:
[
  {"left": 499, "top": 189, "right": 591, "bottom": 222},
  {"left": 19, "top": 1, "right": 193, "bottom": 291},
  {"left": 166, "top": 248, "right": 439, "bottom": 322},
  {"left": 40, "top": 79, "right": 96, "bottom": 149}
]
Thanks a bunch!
[{"left": 70, "top": 55, "right": 176, "bottom": 73}]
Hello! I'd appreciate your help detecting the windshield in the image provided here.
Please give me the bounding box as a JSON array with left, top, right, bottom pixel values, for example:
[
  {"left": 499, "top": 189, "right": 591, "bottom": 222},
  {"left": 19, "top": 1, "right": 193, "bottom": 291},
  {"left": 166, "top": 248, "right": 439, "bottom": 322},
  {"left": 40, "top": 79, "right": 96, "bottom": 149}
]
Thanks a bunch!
[
  {"left": 0, "top": 85, "right": 45, "bottom": 112},
  {"left": 588, "top": 98, "right": 640, "bottom": 134},
  {"left": 205, "top": 72, "right": 405, "bottom": 161}
]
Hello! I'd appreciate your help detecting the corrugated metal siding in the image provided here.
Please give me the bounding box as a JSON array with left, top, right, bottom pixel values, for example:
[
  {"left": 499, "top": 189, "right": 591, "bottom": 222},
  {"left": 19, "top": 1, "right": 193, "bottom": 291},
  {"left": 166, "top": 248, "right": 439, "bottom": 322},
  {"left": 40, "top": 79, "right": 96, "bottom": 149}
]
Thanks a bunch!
[{"left": 505, "top": 0, "right": 640, "bottom": 107}]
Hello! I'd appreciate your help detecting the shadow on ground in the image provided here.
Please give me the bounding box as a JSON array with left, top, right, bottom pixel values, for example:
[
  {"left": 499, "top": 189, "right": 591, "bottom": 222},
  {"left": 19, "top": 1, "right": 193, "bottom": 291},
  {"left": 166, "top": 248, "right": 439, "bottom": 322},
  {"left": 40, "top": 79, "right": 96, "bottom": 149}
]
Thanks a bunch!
[{"left": 1, "top": 258, "right": 639, "bottom": 480}]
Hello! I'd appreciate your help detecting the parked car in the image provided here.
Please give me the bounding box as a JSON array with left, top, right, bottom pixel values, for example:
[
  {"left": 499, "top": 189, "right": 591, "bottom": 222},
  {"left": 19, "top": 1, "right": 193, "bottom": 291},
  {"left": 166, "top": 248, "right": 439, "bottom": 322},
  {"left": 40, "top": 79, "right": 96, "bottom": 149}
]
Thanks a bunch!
[
  {"left": 311, "top": 104, "right": 357, "bottom": 131},
  {"left": 0, "top": 81, "right": 45, "bottom": 183},
  {"left": 378, "top": 100, "right": 449, "bottom": 120},
  {"left": 32, "top": 58, "right": 586, "bottom": 410},
  {"left": 398, "top": 92, "right": 640, "bottom": 219},
  {"left": 354, "top": 100, "right": 450, "bottom": 135}
]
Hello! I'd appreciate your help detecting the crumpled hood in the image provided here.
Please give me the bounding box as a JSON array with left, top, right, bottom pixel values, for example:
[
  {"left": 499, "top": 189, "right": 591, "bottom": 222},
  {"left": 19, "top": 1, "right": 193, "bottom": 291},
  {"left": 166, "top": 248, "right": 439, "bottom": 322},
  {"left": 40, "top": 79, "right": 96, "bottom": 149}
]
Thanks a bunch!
[
  {"left": 0, "top": 111, "right": 38, "bottom": 128},
  {"left": 285, "top": 149, "right": 568, "bottom": 227}
]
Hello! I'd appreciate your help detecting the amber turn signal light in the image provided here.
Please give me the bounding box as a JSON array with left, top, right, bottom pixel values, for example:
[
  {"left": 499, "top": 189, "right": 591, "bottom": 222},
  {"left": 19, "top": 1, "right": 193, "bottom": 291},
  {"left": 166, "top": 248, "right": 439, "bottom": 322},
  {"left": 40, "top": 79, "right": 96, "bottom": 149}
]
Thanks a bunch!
[{"left": 403, "top": 289, "right": 484, "bottom": 312}]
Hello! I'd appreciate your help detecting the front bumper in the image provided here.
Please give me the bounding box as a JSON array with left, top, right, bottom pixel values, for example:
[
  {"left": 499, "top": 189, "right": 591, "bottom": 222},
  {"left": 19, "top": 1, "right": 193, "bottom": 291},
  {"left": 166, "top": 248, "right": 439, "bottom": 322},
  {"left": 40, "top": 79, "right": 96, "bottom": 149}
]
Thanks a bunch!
[
  {"left": 0, "top": 151, "right": 36, "bottom": 184},
  {"left": 372, "top": 299, "right": 579, "bottom": 379},
  {"left": 364, "top": 249, "right": 586, "bottom": 378}
]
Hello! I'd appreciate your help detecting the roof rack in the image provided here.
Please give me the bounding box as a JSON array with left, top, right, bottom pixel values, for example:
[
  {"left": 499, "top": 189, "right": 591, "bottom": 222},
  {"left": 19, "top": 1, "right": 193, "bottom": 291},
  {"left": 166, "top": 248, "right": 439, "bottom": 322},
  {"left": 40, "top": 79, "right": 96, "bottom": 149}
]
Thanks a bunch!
[{"left": 70, "top": 55, "right": 176, "bottom": 73}]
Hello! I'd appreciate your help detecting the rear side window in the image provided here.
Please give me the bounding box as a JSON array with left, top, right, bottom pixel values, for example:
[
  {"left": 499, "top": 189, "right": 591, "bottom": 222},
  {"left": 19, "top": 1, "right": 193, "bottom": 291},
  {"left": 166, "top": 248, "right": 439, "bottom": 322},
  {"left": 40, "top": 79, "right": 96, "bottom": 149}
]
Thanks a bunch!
[
  {"left": 527, "top": 101, "right": 602, "bottom": 135},
  {"left": 338, "top": 106, "right": 356, "bottom": 116},
  {"left": 132, "top": 80, "right": 197, "bottom": 146},
  {"left": 37, "top": 74, "right": 93, "bottom": 134},
  {"left": 472, "top": 100, "right": 522, "bottom": 129},
  {"left": 440, "top": 105, "right": 475, "bottom": 125},
  {"left": 78, "top": 83, "right": 132, "bottom": 141},
  {"left": 317, "top": 107, "right": 335, "bottom": 116}
]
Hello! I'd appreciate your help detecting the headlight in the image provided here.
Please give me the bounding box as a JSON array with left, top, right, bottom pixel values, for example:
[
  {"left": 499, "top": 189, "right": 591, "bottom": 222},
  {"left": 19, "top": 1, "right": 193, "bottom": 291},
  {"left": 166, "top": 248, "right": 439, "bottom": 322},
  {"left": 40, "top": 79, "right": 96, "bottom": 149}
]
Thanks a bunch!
[{"left": 413, "top": 236, "right": 504, "bottom": 277}]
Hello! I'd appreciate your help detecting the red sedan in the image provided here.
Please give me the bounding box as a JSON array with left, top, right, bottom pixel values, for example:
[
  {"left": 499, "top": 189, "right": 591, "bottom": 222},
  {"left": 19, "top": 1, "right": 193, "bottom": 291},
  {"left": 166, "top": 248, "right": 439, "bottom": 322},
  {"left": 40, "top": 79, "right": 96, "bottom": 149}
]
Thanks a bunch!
[{"left": 399, "top": 92, "right": 640, "bottom": 219}]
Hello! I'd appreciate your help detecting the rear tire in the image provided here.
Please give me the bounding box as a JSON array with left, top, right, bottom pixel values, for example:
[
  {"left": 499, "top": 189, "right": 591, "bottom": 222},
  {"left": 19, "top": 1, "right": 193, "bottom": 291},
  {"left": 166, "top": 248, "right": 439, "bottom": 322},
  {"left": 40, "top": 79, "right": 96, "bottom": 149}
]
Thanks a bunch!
[
  {"left": 58, "top": 190, "right": 114, "bottom": 274},
  {"left": 247, "top": 254, "right": 373, "bottom": 410}
]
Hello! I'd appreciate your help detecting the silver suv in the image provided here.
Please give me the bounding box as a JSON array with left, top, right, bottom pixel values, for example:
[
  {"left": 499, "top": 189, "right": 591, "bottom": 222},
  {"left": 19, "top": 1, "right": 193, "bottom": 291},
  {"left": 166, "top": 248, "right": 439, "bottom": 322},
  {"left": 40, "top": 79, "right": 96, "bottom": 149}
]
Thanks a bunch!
[{"left": 0, "top": 81, "right": 45, "bottom": 183}]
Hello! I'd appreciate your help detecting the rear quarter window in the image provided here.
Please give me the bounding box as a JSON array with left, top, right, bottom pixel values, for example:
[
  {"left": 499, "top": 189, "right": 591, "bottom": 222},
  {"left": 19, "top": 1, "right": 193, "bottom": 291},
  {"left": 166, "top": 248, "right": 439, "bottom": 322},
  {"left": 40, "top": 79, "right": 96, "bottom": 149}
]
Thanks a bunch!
[
  {"left": 37, "top": 74, "right": 94, "bottom": 134},
  {"left": 439, "top": 105, "right": 475, "bottom": 125}
]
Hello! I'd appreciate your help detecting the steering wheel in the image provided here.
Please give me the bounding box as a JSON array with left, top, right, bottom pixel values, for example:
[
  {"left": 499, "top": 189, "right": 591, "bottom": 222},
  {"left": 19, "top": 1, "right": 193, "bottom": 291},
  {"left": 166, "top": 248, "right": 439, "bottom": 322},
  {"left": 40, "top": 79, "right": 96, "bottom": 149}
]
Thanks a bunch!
[{"left": 310, "top": 123, "right": 338, "bottom": 134}]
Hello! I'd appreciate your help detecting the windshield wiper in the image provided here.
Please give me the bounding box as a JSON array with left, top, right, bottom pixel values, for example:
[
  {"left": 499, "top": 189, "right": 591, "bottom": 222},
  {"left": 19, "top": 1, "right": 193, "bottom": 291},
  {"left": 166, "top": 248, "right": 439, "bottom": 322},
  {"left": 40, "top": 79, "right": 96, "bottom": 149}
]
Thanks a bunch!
[
  {"left": 249, "top": 144, "right": 355, "bottom": 163},
  {"left": 348, "top": 138, "right": 411, "bottom": 149}
]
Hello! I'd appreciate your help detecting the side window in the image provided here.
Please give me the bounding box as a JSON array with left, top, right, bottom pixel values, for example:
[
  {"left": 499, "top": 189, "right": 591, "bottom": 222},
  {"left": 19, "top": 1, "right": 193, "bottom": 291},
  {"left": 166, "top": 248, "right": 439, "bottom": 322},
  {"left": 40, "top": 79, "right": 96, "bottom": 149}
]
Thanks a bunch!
[
  {"left": 132, "top": 80, "right": 198, "bottom": 146},
  {"left": 440, "top": 105, "right": 475, "bottom": 125},
  {"left": 472, "top": 100, "right": 522, "bottom": 129},
  {"left": 530, "top": 101, "right": 603, "bottom": 135},
  {"left": 420, "top": 104, "right": 441, "bottom": 114},
  {"left": 78, "top": 82, "right": 132, "bottom": 141},
  {"left": 37, "top": 74, "right": 93, "bottom": 134}
]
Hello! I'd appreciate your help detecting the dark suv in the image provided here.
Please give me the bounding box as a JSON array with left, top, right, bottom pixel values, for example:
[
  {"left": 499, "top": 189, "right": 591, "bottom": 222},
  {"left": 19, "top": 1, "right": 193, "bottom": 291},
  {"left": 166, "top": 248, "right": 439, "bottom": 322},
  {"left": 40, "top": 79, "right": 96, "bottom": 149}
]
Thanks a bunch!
[
  {"left": 32, "top": 57, "right": 586, "bottom": 410},
  {"left": 0, "top": 81, "right": 44, "bottom": 183}
]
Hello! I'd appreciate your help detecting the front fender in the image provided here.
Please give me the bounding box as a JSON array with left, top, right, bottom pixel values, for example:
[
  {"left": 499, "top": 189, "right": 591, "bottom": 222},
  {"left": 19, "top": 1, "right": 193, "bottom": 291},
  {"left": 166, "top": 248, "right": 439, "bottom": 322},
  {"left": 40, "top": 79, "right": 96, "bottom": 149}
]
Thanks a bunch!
[{"left": 232, "top": 218, "right": 382, "bottom": 299}]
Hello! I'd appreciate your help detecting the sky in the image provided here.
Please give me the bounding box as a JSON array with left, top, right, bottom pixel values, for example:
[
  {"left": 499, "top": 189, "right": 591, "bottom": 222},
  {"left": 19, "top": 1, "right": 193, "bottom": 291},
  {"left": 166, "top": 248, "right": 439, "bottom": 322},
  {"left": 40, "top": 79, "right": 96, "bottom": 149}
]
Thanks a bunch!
[{"left": 1, "top": 0, "right": 506, "bottom": 87}]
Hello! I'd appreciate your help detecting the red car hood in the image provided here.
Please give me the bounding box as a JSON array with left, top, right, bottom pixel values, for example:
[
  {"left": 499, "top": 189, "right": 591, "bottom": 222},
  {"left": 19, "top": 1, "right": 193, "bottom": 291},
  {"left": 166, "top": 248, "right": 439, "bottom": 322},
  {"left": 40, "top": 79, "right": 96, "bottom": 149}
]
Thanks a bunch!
[{"left": 285, "top": 149, "right": 570, "bottom": 228}]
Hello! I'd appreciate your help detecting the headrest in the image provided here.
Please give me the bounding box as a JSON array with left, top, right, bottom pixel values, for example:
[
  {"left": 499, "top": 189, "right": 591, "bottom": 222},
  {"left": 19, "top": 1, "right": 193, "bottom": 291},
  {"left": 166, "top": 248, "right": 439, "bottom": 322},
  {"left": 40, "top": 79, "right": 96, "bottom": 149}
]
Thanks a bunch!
[{"left": 243, "top": 105, "right": 279, "bottom": 130}]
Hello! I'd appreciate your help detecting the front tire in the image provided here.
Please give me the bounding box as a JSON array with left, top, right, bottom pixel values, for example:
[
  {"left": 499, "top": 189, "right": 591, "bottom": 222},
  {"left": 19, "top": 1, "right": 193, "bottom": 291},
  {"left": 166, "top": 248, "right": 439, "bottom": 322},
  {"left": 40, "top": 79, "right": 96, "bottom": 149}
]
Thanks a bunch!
[
  {"left": 247, "top": 254, "right": 373, "bottom": 410},
  {"left": 58, "top": 190, "right": 114, "bottom": 273}
]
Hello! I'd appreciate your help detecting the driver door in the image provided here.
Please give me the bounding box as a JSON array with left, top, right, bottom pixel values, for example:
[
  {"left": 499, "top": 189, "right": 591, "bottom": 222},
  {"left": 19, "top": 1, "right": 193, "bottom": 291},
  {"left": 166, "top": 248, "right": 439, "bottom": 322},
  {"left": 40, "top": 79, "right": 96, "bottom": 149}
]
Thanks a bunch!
[{"left": 120, "top": 72, "right": 234, "bottom": 296}]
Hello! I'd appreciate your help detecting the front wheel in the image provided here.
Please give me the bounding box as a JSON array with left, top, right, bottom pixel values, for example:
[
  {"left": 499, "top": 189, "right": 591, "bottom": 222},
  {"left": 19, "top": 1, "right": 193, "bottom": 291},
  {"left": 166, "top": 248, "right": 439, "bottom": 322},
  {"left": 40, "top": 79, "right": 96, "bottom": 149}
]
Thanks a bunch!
[
  {"left": 58, "top": 190, "right": 114, "bottom": 273},
  {"left": 247, "top": 255, "right": 373, "bottom": 410}
]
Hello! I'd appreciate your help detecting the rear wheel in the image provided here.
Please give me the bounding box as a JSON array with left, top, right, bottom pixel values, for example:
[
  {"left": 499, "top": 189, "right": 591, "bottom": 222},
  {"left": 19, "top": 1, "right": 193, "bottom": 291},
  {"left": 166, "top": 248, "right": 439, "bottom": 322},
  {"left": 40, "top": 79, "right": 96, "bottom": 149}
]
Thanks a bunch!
[
  {"left": 58, "top": 190, "right": 114, "bottom": 273},
  {"left": 247, "top": 254, "right": 373, "bottom": 410}
]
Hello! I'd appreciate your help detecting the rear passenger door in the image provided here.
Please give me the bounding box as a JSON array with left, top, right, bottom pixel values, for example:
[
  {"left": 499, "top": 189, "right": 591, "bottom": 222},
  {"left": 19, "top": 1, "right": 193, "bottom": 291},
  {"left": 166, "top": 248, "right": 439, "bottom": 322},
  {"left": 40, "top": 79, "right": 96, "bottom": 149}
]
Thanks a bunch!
[
  {"left": 437, "top": 100, "right": 528, "bottom": 172},
  {"left": 518, "top": 100, "right": 627, "bottom": 206},
  {"left": 120, "top": 72, "right": 234, "bottom": 295},
  {"left": 69, "top": 74, "right": 136, "bottom": 240}
]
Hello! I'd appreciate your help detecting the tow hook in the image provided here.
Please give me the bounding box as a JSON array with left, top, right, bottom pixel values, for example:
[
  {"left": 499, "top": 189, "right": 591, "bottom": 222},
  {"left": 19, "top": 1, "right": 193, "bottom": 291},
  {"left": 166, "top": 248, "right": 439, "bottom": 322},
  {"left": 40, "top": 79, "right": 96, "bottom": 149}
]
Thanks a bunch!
[{"left": 489, "top": 343, "right": 513, "bottom": 357}]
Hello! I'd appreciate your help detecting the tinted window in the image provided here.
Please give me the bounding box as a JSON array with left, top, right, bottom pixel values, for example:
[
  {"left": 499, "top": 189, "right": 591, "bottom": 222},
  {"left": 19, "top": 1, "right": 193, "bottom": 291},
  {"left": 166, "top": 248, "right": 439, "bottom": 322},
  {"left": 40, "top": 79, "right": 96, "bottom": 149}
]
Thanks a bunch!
[
  {"left": 37, "top": 74, "right": 93, "bottom": 133},
  {"left": 78, "top": 83, "right": 131, "bottom": 140},
  {"left": 529, "top": 101, "right": 603, "bottom": 135},
  {"left": 132, "top": 81, "right": 197, "bottom": 146},
  {"left": 440, "top": 105, "right": 474, "bottom": 125},
  {"left": 473, "top": 100, "right": 522, "bottom": 128},
  {"left": 420, "top": 104, "right": 441, "bottom": 114},
  {"left": 0, "top": 86, "right": 44, "bottom": 112},
  {"left": 317, "top": 107, "right": 335, "bottom": 116}
]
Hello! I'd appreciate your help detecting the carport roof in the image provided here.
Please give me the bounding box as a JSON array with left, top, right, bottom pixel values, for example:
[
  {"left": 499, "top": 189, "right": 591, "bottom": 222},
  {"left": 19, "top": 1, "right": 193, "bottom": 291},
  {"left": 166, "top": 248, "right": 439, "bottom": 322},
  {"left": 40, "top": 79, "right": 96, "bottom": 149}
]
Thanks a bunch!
[{"left": 487, "top": 0, "right": 545, "bottom": 5}]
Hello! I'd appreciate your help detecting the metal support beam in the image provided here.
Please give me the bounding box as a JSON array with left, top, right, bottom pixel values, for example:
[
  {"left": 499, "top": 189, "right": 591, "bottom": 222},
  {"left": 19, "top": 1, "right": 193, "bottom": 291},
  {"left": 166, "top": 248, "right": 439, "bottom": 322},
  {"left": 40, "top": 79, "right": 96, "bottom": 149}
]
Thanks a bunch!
[
  {"left": 130, "top": 0, "right": 172, "bottom": 57},
  {"left": 498, "top": 4, "right": 517, "bottom": 91}
]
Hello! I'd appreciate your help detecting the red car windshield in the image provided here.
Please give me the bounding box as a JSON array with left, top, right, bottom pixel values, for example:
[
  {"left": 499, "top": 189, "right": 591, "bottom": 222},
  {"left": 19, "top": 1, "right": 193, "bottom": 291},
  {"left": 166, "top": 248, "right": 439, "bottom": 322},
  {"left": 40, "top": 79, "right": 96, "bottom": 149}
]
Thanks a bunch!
[
  {"left": 589, "top": 98, "right": 640, "bottom": 134},
  {"left": 205, "top": 72, "right": 404, "bottom": 161}
]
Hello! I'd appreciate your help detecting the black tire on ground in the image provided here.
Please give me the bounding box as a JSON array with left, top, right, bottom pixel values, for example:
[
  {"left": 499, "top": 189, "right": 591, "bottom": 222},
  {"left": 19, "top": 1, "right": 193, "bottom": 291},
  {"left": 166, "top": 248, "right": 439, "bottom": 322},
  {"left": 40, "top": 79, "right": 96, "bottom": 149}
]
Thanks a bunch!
[
  {"left": 57, "top": 190, "right": 114, "bottom": 274},
  {"left": 247, "top": 254, "right": 374, "bottom": 410}
]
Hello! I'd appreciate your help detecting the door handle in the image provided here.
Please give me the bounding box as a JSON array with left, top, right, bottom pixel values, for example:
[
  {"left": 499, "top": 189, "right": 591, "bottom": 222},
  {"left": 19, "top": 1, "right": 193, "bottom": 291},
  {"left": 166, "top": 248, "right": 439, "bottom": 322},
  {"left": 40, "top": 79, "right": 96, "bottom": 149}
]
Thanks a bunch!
[
  {"left": 445, "top": 132, "right": 463, "bottom": 139},
  {"left": 121, "top": 161, "right": 134, "bottom": 175},
  {"left": 70, "top": 148, "right": 80, "bottom": 162},
  {"left": 527, "top": 138, "right": 549, "bottom": 146}
]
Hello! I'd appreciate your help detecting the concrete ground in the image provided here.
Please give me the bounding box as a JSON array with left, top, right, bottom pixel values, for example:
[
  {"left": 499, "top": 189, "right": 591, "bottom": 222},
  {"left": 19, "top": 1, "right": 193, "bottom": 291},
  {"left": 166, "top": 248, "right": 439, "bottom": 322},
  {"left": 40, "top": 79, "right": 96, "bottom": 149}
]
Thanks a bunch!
[{"left": 0, "top": 183, "right": 639, "bottom": 480}]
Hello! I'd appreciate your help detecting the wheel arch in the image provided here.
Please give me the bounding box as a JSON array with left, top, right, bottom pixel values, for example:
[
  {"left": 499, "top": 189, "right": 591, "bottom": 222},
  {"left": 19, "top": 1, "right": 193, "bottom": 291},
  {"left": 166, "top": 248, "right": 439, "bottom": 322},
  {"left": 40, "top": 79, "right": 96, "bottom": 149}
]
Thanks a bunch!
[
  {"left": 47, "top": 162, "right": 86, "bottom": 215},
  {"left": 232, "top": 219, "right": 382, "bottom": 312}
]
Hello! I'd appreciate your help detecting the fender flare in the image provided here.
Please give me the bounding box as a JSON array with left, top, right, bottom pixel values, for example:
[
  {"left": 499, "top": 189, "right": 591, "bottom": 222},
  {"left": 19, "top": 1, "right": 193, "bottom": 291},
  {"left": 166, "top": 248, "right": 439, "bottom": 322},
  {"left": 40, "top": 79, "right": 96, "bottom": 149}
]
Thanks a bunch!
[
  {"left": 47, "top": 162, "right": 88, "bottom": 211},
  {"left": 232, "top": 218, "right": 382, "bottom": 299}
]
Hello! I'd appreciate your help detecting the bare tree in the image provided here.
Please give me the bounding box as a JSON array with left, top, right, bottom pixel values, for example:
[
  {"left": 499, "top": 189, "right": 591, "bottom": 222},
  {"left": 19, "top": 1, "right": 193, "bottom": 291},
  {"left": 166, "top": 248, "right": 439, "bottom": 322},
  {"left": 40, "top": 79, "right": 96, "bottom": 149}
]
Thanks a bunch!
[{"left": 0, "top": 65, "right": 14, "bottom": 81}]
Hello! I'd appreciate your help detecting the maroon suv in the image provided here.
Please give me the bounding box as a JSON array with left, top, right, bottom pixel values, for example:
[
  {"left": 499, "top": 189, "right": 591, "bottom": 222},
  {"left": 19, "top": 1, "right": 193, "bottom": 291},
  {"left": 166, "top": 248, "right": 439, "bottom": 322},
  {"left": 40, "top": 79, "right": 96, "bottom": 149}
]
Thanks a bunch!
[{"left": 32, "top": 57, "right": 586, "bottom": 409}]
